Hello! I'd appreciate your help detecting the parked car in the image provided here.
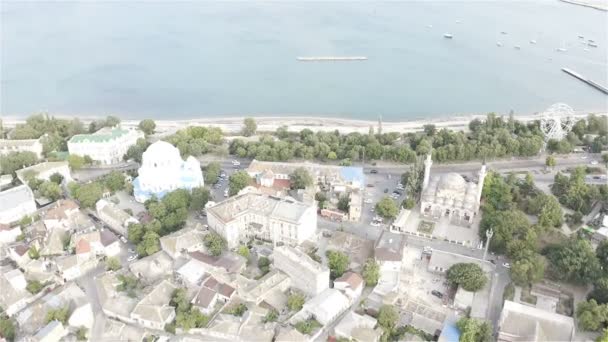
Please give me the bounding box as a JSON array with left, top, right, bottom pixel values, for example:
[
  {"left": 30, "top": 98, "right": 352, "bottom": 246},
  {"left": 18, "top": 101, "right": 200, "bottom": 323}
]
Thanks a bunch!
[
  {"left": 128, "top": 248, "right": 135, "bottom": 254},
  {"left": 370, "top": 221, "right": 381, "bottom": 227},
  {"left": 502, "top": 262, "right": 511, "bottom": 269},
  {"left": 384, "top": 188, "right": 389, "bottom": 193},
  {"left": 232, "top": 160, "right": 240, "bottom": 166},
  {"left": 590, "top": 160, "right": 599, "bottom": 165},
  {"left": 127, "top": 254, "right": 138, "bottom": 262},
  {"left": 364, "top": 198, "right": 373, "bottom": 204},
  {"left": 431, "top": 290, "right": 443, "bottom": 299},
  {"left": 366, "top": 184, "right": 375, "bottom": 188},
  {"left": 120, "top": 236, "right": 128, "bottom": 244},
  {"left": 224, "top": 189, "right": 229, "bottom": 197},
  {"left": 370, "top": 169, "right": 378, "bottom": 174}
]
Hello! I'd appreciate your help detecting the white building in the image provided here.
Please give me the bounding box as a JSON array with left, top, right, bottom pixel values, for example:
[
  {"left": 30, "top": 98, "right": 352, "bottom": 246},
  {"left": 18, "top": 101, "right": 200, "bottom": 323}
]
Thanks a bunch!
[
  {"left": 294, "top": 288, "right": 350, "bottom": 326},
  {"left": 159, "top": 227, "right": 205, "bottom": 259},
  {"left": 132, "top": 141, "right": 204, "bottom": 203},
  {"left": 0, "top": 185, "right": 37, "bottom": 225},
  {"left": 0, "top": 223, "right": 22, "bottom": 245},
  {"left": 130, "top": 279, "right": 177, "bottom": 330},
  {"left": 33, "top": 320, "right": 68, "bottom": 342},
  {"left": 0, "top": 138, "right": 43, "bottom": 159},
  {"left": 334, "top": 312, "right": 382, "bottom": 342},
  {"left": 96, "top": 199, "right": 139, "bottom": 237},
  {"left": 207, "top": 193, "right": 317, "bottom": 249},
  {"left": 334, "top": 271, "right": 364, "bottom": 300},
  {"left": 498, "top": 300, "right": 575, "bottom": 342},
  {"left": 273, "top": 246, "right": 329, "bottom": 296},
  {"left": 192, "top": 275, "right": 236, "bottom": 315},
  {"left": 16, "top": 161, "right": 72, "bottom": 184},
  {"left": 421, "top": 154, "right": 486, "bottom": 224},
  {"left": 0, "top": 266, "right": 31, "bottom": 316},
  {"left": 67, "top": 126, "right": 144, "bottom": 165},
  {"left": 71, "top": 229, "right": 121, "bottom": 257}
]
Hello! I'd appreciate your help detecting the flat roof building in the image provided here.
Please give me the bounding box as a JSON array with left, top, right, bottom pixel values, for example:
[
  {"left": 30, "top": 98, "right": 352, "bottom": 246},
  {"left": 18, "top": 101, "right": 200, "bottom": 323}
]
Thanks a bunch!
[
  {"left": 0, "top": 185, "right": 37, "bottom": 225},
  {"left": 273, "top": 246, "right": 329, "bottom": 296}
]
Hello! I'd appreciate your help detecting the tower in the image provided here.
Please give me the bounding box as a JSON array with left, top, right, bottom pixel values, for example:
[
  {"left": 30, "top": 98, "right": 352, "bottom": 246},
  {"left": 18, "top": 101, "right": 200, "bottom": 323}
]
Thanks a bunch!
[
  {"left": 422, "top": 153, "right": 433, "bottom": 191},
  {"left": 476, "top": 162, "right": 487, "bottom": 206}
]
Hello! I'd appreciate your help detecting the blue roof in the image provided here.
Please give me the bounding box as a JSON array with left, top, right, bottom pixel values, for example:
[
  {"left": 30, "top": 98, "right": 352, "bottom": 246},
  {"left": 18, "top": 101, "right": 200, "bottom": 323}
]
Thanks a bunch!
[
  {"left": 440, "top": 321, "right": 461, "bottom": 342},
  {"left": 340, "top": 166, "right": 365, "bottom": 185}
]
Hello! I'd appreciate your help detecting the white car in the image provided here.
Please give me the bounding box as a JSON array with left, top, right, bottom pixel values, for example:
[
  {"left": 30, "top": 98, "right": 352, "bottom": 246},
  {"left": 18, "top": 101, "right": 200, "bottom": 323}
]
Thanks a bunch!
[
  {"left": 590, "top": 160, "right": 599, "bottom": 165},
  {"left": 364, "top": 198, "right": 373, "bottom": 204},
  {"left": 120, "top": 236, "right": 127, "bottom": 244},
  {"left": 370, "top": 221, "right": 381, "bottom": 227},
  {"left": 127, "top": 254, "right": 138, "bottom": 262},
  {"left": 502, "top": 262, "right": 511, "bottom": 269},
  {"left": 232, "top": 160, "right": 240, "bottom": 166},
  {"left": 224, "top": 189, "right": 229, "bottom": 197},
  {"left": 128, "top": 248, "right": 135, "bottom": 254}
]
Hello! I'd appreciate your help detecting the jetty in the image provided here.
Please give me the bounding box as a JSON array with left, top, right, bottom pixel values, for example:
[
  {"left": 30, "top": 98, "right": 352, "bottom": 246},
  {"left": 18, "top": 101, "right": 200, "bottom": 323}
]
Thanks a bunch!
[
  {"left": 562, "top": 67, "right": 608, "bottom": 94},
  {"left": 297, "top": 56, "right": 367, "bottom": 61}
]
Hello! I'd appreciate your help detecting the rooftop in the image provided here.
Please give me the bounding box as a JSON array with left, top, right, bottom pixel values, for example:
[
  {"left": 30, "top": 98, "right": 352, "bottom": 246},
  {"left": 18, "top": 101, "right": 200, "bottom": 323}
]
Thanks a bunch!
[
  {"left": 44, "top": 199, "right": 79, "bottom": 220},
  {"left": 498, "top": 300, "right": 575, "bottom": 342},
  {"left": 131, "top": 279, "right": 176, "bottom": 325},
  {"left": 15, "top": 161, "right": 69, "bottom": 180},
  {"left": 0, "top": 138, "right": 40, "bottom": 147},
  {"left": 247, "top": 160, "right": 365, "bottom": 187},
  {"left": 274, "top": 245, "right": 328, "bottom": 273},
  {"left": 69, "top": 126, "right": 133, "bottom": 144},
  {"left": 207, "top": 192, "right": 312, "bottom": 224},
  {"left": 188, "top": 251, "right": 246, "bottom": 274},
  {"left": 0, "top": 185, "right": 35, "bottom": 214},
  {"left": 335, "top": 271, "right": 363, "bottom": 290},
  {"left": 375, "top": 231, "right": 406, "bottom": 262}
]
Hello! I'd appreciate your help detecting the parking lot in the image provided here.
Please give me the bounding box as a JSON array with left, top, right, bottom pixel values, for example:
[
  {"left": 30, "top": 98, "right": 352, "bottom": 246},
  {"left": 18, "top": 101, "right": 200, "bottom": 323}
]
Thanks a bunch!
[{"left": 360, "top": 169, "right": 407, "bottom": 226}]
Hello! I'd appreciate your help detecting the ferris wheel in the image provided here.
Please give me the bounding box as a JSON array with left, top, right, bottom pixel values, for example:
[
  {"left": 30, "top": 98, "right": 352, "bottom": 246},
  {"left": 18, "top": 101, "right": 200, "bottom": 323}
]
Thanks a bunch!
[{"left": 539, "top": 103, "right": 575, "bottom": 142}]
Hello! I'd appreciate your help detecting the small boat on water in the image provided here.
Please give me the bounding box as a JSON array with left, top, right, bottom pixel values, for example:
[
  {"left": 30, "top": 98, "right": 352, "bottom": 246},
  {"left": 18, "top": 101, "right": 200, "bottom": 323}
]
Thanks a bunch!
[
  {"left": 530, "top": 40, "right": 537, "bottom": 44},
  {"left": 556, "top": 47, "right": 567, "bottom": 52},
  {"left": 444, "top": 33, "right": 453, "bottom": 39},
  {"left": 578, "top": 35, "right": 584, "bottom": 39},
  {"left": 501, "top": 31, "right": 508, "bottom": 35},
  {"left": 514, "top": 45, "right": 521, "bottom": 50},
  {"left": 584, "top": 48, "right": 590, "bottom": 51},
  {"left": 496, "top": 42, "right": 503, "bottom": 47},
  {"left": 588, "top": 41, "right": 598, "bottom": 47},
  {"left": 588, "top": 39, "right": 595, "bottom": 43}
]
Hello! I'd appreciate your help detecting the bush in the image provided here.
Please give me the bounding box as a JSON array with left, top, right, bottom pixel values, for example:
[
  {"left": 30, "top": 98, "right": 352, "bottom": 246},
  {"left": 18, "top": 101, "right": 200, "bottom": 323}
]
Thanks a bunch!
[
  {"left": 228, "top": 303, "right": 248, "bottom": 317},
  {"left": 204, "top": 233, "right": 226, "bottom": 256},
  {"left": 26, "top": 280, "right": 44, "bottom": 294},
  {"left": 287, "top": 292, "right": 305, "bottom": 311}
]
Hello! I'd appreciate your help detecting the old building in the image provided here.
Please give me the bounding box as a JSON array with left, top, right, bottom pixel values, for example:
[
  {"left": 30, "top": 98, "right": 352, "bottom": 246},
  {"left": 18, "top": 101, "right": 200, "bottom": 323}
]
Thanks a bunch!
[
  {"left": 207, "top": 193, "right": 317, "bottom": 248},
  {"left": 96, "top": 199, "right": 139, "bottom": 237},
  {"left": 0, "top": 137, "right": 43, "bottom": 158},
  {"left": 421, "top": 154, "right": 486, "bottom": 224},
  {"left": 130, "top": 280, "right": 177, "bottom": 330},
  {"left": 497, "top": 300, "right": 575, "bottom": 341},
  {"left": 159, "top": 227, "right": 205, "bottom": 259},
  {"left": 68, "top": 126, "right": 144, "bottom": 165},
  {"left": 273, "top": 246, "right": 329, "bottom": 296},
  {"left": 334, "top": 271, "right": 364, "bottom": 300},
  {"left": 0, "top": 185, "right": 37, "bottom": 225},
  {"left": 132, "top": 141, "right": 204, "bottom": 203},
  {"left": 15, "top": 161, "right": 72, "bottom": 184}
]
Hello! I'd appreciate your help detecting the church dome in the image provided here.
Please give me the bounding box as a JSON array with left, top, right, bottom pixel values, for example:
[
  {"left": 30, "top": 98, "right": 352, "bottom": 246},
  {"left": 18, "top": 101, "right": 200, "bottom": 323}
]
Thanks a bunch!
[
  {"left": 437, "top": 173, "right": 467, "bottom": 194},
  {"left": 142, "top": 141, "right": 182, "bottom": 168}
]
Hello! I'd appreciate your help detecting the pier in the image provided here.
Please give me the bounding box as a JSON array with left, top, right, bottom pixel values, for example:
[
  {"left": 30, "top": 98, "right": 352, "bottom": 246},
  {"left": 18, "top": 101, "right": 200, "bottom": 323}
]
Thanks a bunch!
[
  {"left": 297, "top": 56, "right": 368, "bottom": 61},
  {"left": 562, "top": 67, "right": 608, "bottom": 95}
]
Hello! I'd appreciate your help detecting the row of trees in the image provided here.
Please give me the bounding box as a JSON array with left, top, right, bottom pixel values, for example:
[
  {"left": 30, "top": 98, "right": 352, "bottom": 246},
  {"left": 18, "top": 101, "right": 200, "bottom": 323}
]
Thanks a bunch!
[
  {"left": 68, "top": 171, "right": 128, "bottom": 208},
  {"left": 164, "top": 126, "right": 224, "bottom": 158},
  {"left": 552, "top": 166, "right": 606, "bottom": 216}
]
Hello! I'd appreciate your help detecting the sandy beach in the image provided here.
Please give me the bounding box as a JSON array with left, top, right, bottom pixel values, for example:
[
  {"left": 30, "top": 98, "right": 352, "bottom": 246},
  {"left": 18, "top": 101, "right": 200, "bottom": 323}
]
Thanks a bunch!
[{"left": 2, "top": 111, "right": 600, "bottom": 136}]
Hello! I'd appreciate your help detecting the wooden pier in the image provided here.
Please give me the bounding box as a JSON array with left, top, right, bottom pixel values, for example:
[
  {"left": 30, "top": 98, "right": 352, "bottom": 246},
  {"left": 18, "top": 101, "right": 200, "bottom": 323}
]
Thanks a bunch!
[
  {"left": 561, "top": 67, "right": 608, "bottom": 95},
  {"left": 297, "top": 56, "right": 368, "bottom": 61}
]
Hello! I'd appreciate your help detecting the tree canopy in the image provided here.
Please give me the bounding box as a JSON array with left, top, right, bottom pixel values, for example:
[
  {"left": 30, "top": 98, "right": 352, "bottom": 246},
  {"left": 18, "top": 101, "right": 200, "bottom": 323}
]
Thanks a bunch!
[
  {"left": 242, "top": 118, "right": 257, "bottom": 137},
  {"left": 544, "top": 237, "right": 601, "bottom": 284},
  {"left": 229, "top": 170, "right": 250, "bottom": 196},
  {"left": 204, "top": 233, "right": 226, "bottom": 256},
  {"left": 446, "top": 263, "right": 487, "bottom": 292},
  {"left": 362, "top": 258, "right": 380, "bottom": 286},
  {"left": 138, "top": 119, "right": 156, "bottom": 135},
  {"left": 204, "top": 162, "right": 221, "bottom": 184},
  {"left": 377, "top": 305, "right": 399, "bottom": 332},
  {"left": 326, "top": 250, "right": 349, "bottom": 279},
  {"left": 289, "top": 167, "right": 313, "bottom": 189},
  {"left": 576, "top": 299, "right": 608, "bottom": 331},
  {"left": 456, "top": 317, "right": 492, "bottom": 342},
  {"left": 375, "top": 197, "right": 399, "bottom": 219},
  {"left": 0, "top": 151, "right": 38, "bottom": 175}
]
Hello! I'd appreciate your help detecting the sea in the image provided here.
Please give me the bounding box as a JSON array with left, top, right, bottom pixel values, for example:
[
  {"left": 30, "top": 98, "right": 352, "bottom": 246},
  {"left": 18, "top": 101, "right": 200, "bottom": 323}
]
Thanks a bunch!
[{"left": 0, "top": 1, "right": 606, "bottom": 121}]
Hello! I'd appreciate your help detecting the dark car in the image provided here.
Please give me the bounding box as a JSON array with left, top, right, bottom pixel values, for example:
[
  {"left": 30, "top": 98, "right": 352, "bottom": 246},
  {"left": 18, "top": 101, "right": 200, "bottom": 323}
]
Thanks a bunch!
[
  {"left": 431, "top": 290, "right": 443, "bottom": 299},
  {"left": 370, "top": 169, "right": 378, "bottom": 174},
  {"left": 384, "top": 188, "right": 389, "bottom": 193},
  {"left": 366, "top": 184, "right": 375, "bottom": 188}
]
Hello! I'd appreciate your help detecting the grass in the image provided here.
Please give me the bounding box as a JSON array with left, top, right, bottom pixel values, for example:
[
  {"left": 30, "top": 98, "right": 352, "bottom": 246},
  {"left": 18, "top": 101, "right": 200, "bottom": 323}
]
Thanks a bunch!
[
  {"left": 295, "top": 318, "right": 321, "bottom": 335},
  {"left": 520, "top": 286, "right": 538, "bottom": 305},
  {"left": 503, "top": 282, "right": 515, "bottom": 302},
  {"left": 417, "top": 221, "right": 435, "bottom": 234}
]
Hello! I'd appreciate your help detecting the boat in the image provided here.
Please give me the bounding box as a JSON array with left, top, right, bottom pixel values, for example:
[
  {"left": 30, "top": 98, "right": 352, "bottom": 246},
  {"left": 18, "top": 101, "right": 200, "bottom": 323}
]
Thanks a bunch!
[
  {"left": 496, "top": 42, "right": 503, "bottom": 47},
  {"left": 584, "top": 48, "right": 590, "bottom": 51},
  {"left": 588, "top": 41, "right": 598, "bottom": 47},
  {"left": 529, "top": 40, "right": 537, "bottom": 44},
  {"left": 501, "top": 31, "right": 508, "bottom": 35},
  {"left": 588, "top": 39, "right": 595, "bottom": 43},
  {"left": 578, "top": 35, "right": 584, "bottom": 39},
  {"left": 556, "top": 47, "right": 567, "bottom": 52},
  {"left": 514, "top": 45, "right": 521, "bottom": 50},
  {"left": 443, "top": 33, "right": 453, "bottom": 39}
]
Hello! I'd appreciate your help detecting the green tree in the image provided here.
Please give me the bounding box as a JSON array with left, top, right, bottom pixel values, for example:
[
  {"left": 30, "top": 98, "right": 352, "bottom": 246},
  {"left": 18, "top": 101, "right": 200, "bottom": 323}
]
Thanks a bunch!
[
  {"left": 0, "top": 315, "right": 16, "bottom": 342},
  {"left": 49, "top": 172, "right": 64, "bottom": 184},
  {"left": 138, "top": 119, "right": 156, "bottom": 135},
  {"left": 576, "top": 299, "right": 608, "bottom": 331},
  {"left": 106, "top": 257, "right": 122, "bottom": 271},
  {"left": 26, "top": 280, "right": 44, "bottom": 294},
  {"left": 204, "top": 162, "right": 221, "bottom": 184},
  {"left": 263, "top": 309, "right": 278, "bottom": 323},
  {"left": 546, "top": 155, "right": 556, "bottom": 169},
  {"left": 337, "top": 195, "right": 350, "bottom": 212},
  {"left": 237, "top": 245, "right": 250, "bottom": 259},
  {"left": 136, "top": 231, "right": 160, "bottom": 257},
  {"left": 68, "top": 154, "right": 85, "bottom": 170},
  {"left": 45, "top": 306, "right": 70, "bottom": 324},
  {"left": 258, "top": 256, "right": 271, "bottom": 274},
  {"left": 190, "top": 187, "right": 211, "bottom": 211},
  {"left": 116, "top": 275, "right": 140, "bottom": 297},
  {"left": 72, "top": 181, "right": 103, "bottom": 208},
  {"left": 228, "top": 170, "right": 250, "bottom": 196},
  {"left": 295, "top": 318, "right": 320, "bottom": 335},
  {"left": 597, "top": 328, "right": 608, "bottom": 342},
  {"left": 480, "top": 209, "right": 530, "bottom": 253},
  {"left": 377, "top": 305, "right": 398, "bottom": 332},
  {"left": 242, "top": 117, "right": 257, "bottom": 137},
  {"left": 204, "top": 233, "right": 226, "bottom": 256},
  {"left": 104, "top": 171, "right": 126, "bottom": 192},
  {"left": 326, "top": 250, "right": 349, "bottom": 279},
  {"left": 228, "top": 303, "right": 248, "bottom": 317},
  {"left": 289, "top": 167, "right": 313, "bottom": 189},
  {"left": 446, "top": 263, "right": 487, "bottom": 292},
  {"left": 402, "top": 198, "right": 416, "bottom": 209},
  {"left": 362, "top": 258, "right": 380, "bottom": 286},
  {"left": 105, "top": 116, "right": 121, "bottom": 127},
  {"left": 28, "top": 246, "right": 40, "bottom": 260},
  {"left": 589, "top": 278, "right": 608, "bottom": 305},
  {"left": 510, "top": 253, "right": 545, "bottom": 285},
  {"left": 375, "top": 196, "right": 399, "bottom": 219},
  {"left": 456, "top": 317, "right": 492, "bottom": 342},
  {"left": 545, "top": 237, "right": 601, "bottom": 284},
  {"left": 0, "top": 151, "right": 38, "bottom": 175},
  {"left": 76, "top": 327, "right": 88, "bottom": 341},
  {"left": 287, "top": 292, "right": 305, "bottom": 311},
  {"left": 38, "top": 181, "right": 62, "bottom": 201},
  {"left": 127, "top": 223, "right": 145, "bottom": 244},
  {"left": 527, "top": 193, "right": 563, "bottom": 228},
  {"left": 19, "top": 215, "right": 32, "bottom": 228}
]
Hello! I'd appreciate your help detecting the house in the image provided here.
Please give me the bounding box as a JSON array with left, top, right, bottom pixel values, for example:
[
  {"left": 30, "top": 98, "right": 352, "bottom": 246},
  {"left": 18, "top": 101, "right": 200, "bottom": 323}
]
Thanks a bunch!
[
  {"left": 129, "top": 251, "right": 174, "bottom": 285},
  {"left": 334, "top": 311, "right": 382, "bottom": 342},
  {"left": 497, "top": 300, "right": 575, "bottom": 342},
  {"left": 240, "top": 270, "right": 291, "bottom": 307},
  {"left": 42, "top": 200, "right": 83, "bottom": 231},
  {"left": 334, "top": 271, "right": 364, "bottom": 300},
  {"left": 188, "top": 251, "right": 247, "bottom": 275},
  {"left": 32, "top": 320, "right": 67, "bottom": 342},
  {"left": 0, "top": 137, "right": 43, "bottom": 158},
  {"left": 159, "top": 227, "right": 205, "bottom": 259},
  {"left": 15, "top": 161, "right": 72, "bottom": 184},
  {"left": 0, "top": 266, "right": 31, "bottom": 316},
  {"left": 275, "top": 327, "right": 310, "bottom": 342},
  {"left": 95, "top": 272, "right": 138, "bottom": 324},
  {"left": 273, "top": 246, "right": 330, "bottom": 296},
  {"left": 0, "top": 223, "right": 22, "bottom": 245},
  {"left": 130, "top": 280, "right": 177, "bottom": 330},
  {"left": 291, "top": 288, "right": 350, "bottom": 326},
  {"left": 374, "top": 231, "right": 406, "bottom": 271},
  {"left": 96, "top": 199, "right": 139, "bottom": 237},
  {"left": 176, "top": 258, "right": 209, "bottom": 285},
  {"left": 192, "top": 275, "right": 236, "bottom": 315},
  {"left": 55, "top": 254, "right": 98, "bottom": 281},
  {"left": 207, "top": 192, "right": 317, "bottom": 249},
  {"left": 0, "top": 185, "right": 37, "bottom": 225},
  {"left": 68, "top": 126, "right": 144, "bottom": 165},
  {"left": 8, "top": 243, "right": 32, "bottom": 267},
  {"left": 71, "top": 229, "right": 121, "bottom": 257}
]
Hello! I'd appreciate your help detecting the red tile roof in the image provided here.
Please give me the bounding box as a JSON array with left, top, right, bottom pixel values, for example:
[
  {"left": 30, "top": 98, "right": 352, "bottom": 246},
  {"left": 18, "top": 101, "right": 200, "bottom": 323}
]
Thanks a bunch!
[
  {"left": 75, "top": 238, "right": 91, "bottom": 254},
  {"left": 0, "top": 223, "right": 12, "bottom": 231},
  {"left": 45, "top": 200, "right": 78, "bottom": 220},
  {"left": 335, "top": 271, "right": 363, "bottom": 290}
]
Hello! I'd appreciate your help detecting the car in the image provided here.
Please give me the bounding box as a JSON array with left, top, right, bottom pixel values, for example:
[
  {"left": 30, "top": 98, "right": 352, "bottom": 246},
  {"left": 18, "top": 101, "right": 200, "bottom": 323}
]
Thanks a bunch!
[
  {"left": 202, "top": 224, "right": 209, "bottom": 230},
  {"left": 128, "top": 248, "right": 135, "bottom": 253},
  {"left": 502, "top": 262, "right": 511, "bottom": 269},
  {"left": 370, "top": 221, "right": 381, "bottom": 227},
  {"left": 127, "top": 255, "right": 138, "bottom": 262},
  {"left": 370, "top": 208, "right": 375, "bottom": 212},
  {"left": 232, "top": 160, "right": 240, "bottom": 166},
  {"left": 582, "top": 155, "right": 588, "bottom": 159},
  {"left": 224, "top": 189, "right": 229, "bottom": 197},
  {"left": 431, "top": 290, "right": 443, "bottom": 299},
  {"left": 364, "top": 198, "right": 373, "bottom": 204},
  {"left": 590, "top": 160, "right": 599, "bottom": 165},
  {"left": 370, "top": 169, "right": 378, "bottom": 174},
  {"left": 384, "top": 188, "right": 389, "bottom": 193},
  {"left": 489, "top": 259, "right": 496, "bottom": 264},
  {"left": 366, "top": 184, "right": 375, "bottom": 188},
  {"left": 120, "top": 236, "right": 128, "bottom": 243}
]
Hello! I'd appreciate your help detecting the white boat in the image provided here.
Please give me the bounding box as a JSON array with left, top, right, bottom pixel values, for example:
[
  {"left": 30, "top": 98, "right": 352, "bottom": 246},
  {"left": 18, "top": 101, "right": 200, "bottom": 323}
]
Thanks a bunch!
[
  {"left": 556, "top": 47, "right": 567, "bottom": 52},
  {"left": 529, "top": 40, "right": 537, "bottom": 44},
  {"left": 514, "top": 45, "right": 521, "bottom": 50},
  {"left": 501, "top": 31, "right": 508, "bottom": 35},
  {"left": 496, "top": 42, "right": 503, "bottom": 47},
  {"left": 584, "top": 48, "right": 590, "bottom": 51},
  {"left": 443, "top": 33, "right": 453, "bottom": 39},
  {"left": 588, "top": 41, "right": 598, "bottom": 47},
  {"left": 578, "top": 35, "right": 584, "bottom": 39}
]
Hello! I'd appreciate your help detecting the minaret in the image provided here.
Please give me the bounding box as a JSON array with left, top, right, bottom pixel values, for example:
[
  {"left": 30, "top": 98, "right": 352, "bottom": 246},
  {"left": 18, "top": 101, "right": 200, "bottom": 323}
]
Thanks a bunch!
[
  {"left": 422, "top": 153, "right": 433, "bottom": 191},
  {"left": 476, "top": 162, "right": 487, "bottom": 206}
]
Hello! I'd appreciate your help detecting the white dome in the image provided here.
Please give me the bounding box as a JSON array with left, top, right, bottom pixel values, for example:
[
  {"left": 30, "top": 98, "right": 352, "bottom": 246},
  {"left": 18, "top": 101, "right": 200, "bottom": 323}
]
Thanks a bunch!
[{"left": 142, "top": 141, "right": 182, "bottom": 168}]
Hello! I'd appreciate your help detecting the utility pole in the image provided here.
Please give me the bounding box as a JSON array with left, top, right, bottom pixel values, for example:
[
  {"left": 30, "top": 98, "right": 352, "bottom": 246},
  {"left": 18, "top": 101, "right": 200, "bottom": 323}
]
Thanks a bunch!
[
  {"left": 483, "top": 228, "right": 493, "bottom": 261},
  {"left": 377, "top": 115, "right": 383, "bottom": 135}
]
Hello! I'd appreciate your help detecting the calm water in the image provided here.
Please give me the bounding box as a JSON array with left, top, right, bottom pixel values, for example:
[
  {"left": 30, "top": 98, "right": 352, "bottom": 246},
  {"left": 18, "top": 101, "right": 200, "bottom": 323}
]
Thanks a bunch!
[{"left": 1, "top": 1, "right": 607, "bottom": 121}]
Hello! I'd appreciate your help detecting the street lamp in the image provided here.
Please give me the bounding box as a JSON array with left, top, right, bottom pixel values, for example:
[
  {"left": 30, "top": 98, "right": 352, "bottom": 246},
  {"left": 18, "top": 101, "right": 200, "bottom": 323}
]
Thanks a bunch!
[{"left": 483, "top": 228, "right": 494, "bottom": 261}]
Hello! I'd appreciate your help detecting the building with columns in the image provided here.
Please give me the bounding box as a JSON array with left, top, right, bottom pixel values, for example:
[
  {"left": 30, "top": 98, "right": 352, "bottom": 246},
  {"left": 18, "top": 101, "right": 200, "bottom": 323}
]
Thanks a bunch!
[
  {"left": 420, "top": 153, "right": 486, "bottom": 224},
  {"left": 68, "top": 126, "right": 143, "bottom": 165}
]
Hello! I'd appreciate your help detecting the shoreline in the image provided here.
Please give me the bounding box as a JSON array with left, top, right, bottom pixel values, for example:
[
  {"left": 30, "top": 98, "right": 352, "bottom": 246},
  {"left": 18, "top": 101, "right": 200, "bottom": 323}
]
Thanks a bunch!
[{"left": 1, "top": 111, "right": 602, "bottom": 135}]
